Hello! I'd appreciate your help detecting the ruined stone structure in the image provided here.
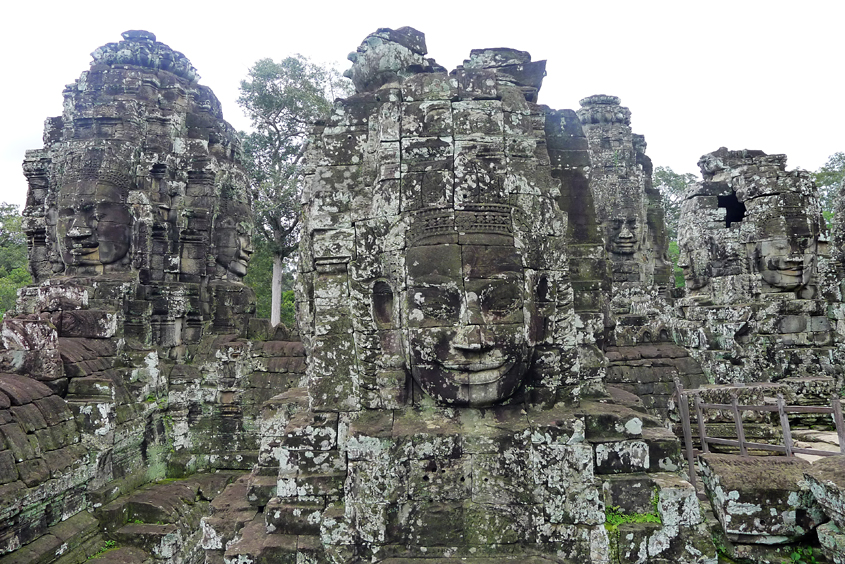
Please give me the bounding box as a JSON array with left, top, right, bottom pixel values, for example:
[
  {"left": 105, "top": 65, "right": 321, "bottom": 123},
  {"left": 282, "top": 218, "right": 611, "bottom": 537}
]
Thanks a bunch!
[
  {"left": 572, "top": 96, "right": 705, "bottom": 415},
  {"left": 1, "top": 24, "right": 843, "bottom": 564},
  {"left": 674, "top": 148, "right": 839, "bottom": 384},
  {"left": 1, "top": 31, "right": 306, "bottom": 562}
]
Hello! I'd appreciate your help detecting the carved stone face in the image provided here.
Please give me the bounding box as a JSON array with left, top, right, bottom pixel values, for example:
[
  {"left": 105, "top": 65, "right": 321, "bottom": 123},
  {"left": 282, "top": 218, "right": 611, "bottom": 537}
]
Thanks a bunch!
[
  {"left": 755, "top": 237, "right": 814, "bottom": 291},
  {"left": 57, "top": 182, "right": 131, "bottom": 268},
  {"left": 607, "top": 215, "right": 639, "bottom": 255},
  {"left": 677, "top": 242, "right": 709, "bottom": 291},
  {"left": 214, "top": 207, "right": 253, "bottom": 278},
  {"left": 405, "top": 243, "right": 533, "bottom": 406}
]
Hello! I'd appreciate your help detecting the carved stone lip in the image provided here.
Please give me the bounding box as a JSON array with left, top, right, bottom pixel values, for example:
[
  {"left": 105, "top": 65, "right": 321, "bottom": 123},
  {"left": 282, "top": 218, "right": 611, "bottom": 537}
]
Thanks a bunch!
[
  {"left": 440, "top": 361, "right": 515, "bottom": 384},
  {"left": 69, "top": 244, "right": 98, "bottom": 255}
]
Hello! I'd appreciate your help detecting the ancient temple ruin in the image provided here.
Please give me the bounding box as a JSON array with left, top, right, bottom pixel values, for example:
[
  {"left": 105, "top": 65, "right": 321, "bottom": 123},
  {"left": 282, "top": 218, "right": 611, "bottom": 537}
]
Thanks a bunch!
[{"left": 1, "top": 26, "right": 843, "bottom": 564}]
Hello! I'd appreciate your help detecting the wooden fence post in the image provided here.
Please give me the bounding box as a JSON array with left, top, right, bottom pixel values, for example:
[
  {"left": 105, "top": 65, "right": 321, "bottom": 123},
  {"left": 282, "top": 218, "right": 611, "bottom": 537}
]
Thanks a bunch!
[
  {"left": 695, "top": 395, "right": 709, "bottom": 454},
  {"left": 731, "top": 393, "right": 748, "bottom": 457},
  {"left": 675, "top": 377, "right": 697, "bottom": 489},
  {"left": 777, "top": 394, "right": 793, "bottom": 457},
  {"left": 832, "top": 395, "right": 845, "bottom": 455}
]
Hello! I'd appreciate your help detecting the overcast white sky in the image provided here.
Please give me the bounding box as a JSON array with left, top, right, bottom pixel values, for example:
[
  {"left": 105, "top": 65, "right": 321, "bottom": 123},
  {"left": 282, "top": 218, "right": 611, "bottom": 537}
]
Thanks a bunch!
[{"left": 1, "top": 0, "right": 841, "bottom": 210}]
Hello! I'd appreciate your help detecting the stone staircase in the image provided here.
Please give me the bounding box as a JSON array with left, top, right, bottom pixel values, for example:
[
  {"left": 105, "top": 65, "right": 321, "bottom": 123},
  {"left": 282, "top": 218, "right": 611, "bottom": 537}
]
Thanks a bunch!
[{"left": 89, "top": 472, "right": 241, "bottom": 564}]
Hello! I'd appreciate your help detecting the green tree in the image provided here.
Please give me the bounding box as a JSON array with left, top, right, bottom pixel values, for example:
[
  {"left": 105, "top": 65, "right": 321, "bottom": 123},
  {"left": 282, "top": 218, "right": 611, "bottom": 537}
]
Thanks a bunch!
[
  {"left": 652, "top": 166, "right": 698, "bottom": 241},
  {"left": 811, "top": 152, "right": 844, "bottom": 225},
  {"left": 667, "top": 241, "right": 684, "bottom": 288},
  {"left": 0, "top": 202, "right": 31, "bottom": 319},
  {"left": 243, "top": 237, "right": 295, "bottom": 326},
  {"left": 238, "top": 55, "right": 351, "bottom": 325}
]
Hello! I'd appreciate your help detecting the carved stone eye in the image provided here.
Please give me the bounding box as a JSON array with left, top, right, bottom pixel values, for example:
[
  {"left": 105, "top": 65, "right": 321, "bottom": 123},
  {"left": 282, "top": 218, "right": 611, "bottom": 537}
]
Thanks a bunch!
[
  {"left": 480, "top": 282, "right": 521, "bottom": 316},
  {"left": 372, "top": 281, "right": 394, "bottom": 327},
  {"left": 411, "top": 287, "right": 460, "bottom": 322}
]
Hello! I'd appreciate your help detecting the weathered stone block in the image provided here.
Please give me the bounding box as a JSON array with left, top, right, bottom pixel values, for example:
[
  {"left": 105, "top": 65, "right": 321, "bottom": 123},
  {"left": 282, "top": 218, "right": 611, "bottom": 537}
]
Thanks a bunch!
[
  {"left": 0, "top": 423, "right": 36, "bottom": 461},
  {"left": 0, "top": 375, "right": 52, "bottom": 406},
  {"left": 594, "top": 441, "right": 650, "bottom": 474},
  {"left": 386, "top": 500, "right": 465, "bottom": 546},
  {"left": 700, "top": 454, "right": 826, "bottom": 543},
  {"left": 0, "top": 450, "right": 18, "bottom": 484},
  {"left": 16, "top": 456, "right": 49, "bottom": 487},
  {"left": 10, "top": 404, "right": 47, "bottom": 434},
  {"left": 535, "top": 442, "right": 603, "bottom": 525},
  {"left": 33, "top": 395, "right": 73, "bottom": 426},
  {"left": 408, "top": 456, "right": 471, "bottom": 502},
  {"left": 281, "top": 411, "right": 338, "bottom": 452},
  {"left": 804, "top": 455, "right": 845, "bottom": 528},
  {"left": 817, "top": 520, "right": 845, "bottom": 564},
  {"left": 264, "top": 497, "right": 323, "bottom": 536}
]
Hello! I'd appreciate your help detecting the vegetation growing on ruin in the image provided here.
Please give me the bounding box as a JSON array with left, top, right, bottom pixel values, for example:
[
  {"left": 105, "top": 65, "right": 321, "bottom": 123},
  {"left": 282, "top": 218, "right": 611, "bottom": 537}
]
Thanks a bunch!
[
  {"left": 604, "top": 491, "right": 662, "bottom": 533},
  {"left": 0, "top": 202, "right": 30, "bottom": 319}
]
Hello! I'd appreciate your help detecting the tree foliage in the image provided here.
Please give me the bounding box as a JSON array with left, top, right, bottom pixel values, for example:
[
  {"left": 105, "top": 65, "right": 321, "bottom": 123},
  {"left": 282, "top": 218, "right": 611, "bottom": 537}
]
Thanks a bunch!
[
  {"left": 811, "top": 152, "right": 844, "bottom": 218},
  {"left": 238, "top": 55, "right": 351, "bottom": 262},
  {"left": 652, "top": 166, "right": 698, "bottom": 241},
  {"left": 237, "top": 55, "right": 351, "bottom": 324},
  {"left": 0, "top": 203, "right": 31, "bottom": 319}
]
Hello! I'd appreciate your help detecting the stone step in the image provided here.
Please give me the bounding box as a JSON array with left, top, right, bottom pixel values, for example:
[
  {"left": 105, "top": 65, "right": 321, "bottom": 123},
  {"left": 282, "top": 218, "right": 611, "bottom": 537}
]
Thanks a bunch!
[
  {"left": 85, "top": 546, "right": 152, "bottom": 564},
  {"left": 602, "top": 471, "right": 700, "bottom": 528},
  {"left": 0, "top": 511, "right": 101, "bottom": 564},
  {"left": 223, "top": 515, "right": 297, "bottom": 563},
  {"left": 96, "top": 483, "right": 197, "bottom": 535},
  {"left": 209, "top": 476, "right": 254, "bottom": 515},
  {"left": 602, "top": 474, "right": 659, "bottom": 515},
  {"left": 201, "top": 478, "right": 258, "bottom": 555},
  {"left": 246, "top": 474, "right": 277, "bottom": 507},
  {"left": 113, "top": 524, "right": 180, "bottom": 557},
  {"left": 580, "top": 400, "right": 663, "bottom": 441},
  {"left": 641, "top": 426, "right": 684, "bottom": 473},
  {"left": 94, "top": 472, "right": 241, "bottom": 536},
  {"left": 265, "top": 498, "right": 324, "bottom": 536}
]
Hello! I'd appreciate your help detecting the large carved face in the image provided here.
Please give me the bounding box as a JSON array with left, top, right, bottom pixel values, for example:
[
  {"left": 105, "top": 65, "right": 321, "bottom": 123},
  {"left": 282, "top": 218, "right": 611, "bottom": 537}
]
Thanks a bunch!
[
  {"left": 607, "top": 215, "right": 639, "bottom": 255},
  {"left": 57, "top": 182, "right": 131, "bottom": 268},
  {"left": 405, "top": 243, "right": 533, "bottom": 406},
  {"left": 214, "top": 204, "right": 253, "bottom": 279},
  {"left": 755, "top": 236, "right": 814, "bottom": 291}
]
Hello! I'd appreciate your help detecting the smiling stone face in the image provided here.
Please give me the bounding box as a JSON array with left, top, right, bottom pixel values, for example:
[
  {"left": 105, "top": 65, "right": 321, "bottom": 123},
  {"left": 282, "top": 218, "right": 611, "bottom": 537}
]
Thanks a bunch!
[
  {"left": 607, "top": 215, "right": 640, "bottom": 255},
  {"left": 755, "top": 236, "right": 814, "bottom": 292},
  {"left": 56, "top": 181, "right": 131, "bottom": 269},
  {"left": 405, "top": 242, "right": 533, "bottom": 406},
  {"left": 214, "top": 202, "right": 254, "bottom": 280}
]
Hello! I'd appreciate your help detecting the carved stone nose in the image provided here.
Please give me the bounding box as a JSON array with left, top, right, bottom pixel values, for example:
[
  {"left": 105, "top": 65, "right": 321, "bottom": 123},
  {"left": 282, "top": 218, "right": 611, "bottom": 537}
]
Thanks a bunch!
[
  {"left": 619, "top": 225, "right": 634, "bottom": 238},
  {"left": 453, "top": 325, "right": 482, "bottom": 351}
]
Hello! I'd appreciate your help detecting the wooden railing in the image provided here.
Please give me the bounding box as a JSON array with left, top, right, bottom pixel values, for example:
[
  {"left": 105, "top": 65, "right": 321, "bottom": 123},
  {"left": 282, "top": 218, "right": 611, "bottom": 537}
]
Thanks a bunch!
[{"left": 673, "top": 378, "right": 845, "bottom": 489}]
